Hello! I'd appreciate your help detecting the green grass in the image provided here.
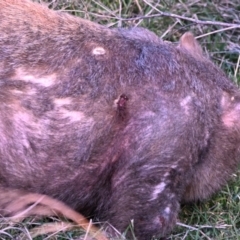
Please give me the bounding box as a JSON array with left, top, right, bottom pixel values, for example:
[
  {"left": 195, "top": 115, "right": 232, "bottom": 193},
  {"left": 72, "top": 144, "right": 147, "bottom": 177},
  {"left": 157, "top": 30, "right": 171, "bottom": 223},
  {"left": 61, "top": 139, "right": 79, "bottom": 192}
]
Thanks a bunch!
[
  {"left": 1, "top": 0, "right": 240, "bottom": 239},
  {"left": 169, "top": 171, "right": 240, "bottom": 239}
]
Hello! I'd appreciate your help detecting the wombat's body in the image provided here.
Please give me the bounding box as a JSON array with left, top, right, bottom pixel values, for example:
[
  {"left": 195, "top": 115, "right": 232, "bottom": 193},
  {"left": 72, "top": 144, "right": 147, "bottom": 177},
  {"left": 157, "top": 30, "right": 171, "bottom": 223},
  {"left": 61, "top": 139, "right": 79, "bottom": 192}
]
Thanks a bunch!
[{"left": 0, "top": 0, "right": 240, "bottom": 239}]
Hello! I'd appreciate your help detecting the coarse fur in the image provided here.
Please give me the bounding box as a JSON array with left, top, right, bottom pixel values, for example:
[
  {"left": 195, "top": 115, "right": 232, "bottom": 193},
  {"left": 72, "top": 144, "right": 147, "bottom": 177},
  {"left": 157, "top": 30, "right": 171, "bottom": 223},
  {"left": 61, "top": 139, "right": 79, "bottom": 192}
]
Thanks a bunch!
[{"left": 0, "top": 0, "right": 240, "bottom": 239}]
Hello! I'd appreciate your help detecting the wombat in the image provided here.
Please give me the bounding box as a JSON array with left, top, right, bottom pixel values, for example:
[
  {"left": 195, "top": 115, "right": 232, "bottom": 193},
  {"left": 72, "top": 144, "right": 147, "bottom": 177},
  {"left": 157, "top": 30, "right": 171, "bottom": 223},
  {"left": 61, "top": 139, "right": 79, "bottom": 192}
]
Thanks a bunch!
[{"left": 0, "top": 0, "right": 239, "bottom": 239}]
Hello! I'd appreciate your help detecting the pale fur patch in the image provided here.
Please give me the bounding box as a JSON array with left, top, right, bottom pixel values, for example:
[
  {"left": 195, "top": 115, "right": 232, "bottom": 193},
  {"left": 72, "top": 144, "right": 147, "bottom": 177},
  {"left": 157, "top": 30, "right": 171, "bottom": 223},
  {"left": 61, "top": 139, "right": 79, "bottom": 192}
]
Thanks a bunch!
[
  {"left": 59, "top": 109, "right": 87, "bottom": 123},
  {"left": 12, "top": 68, "right": 56, "bottom": 87},
  {"left": 222, "top": 110, "right": 239, "bottom": 128},
  {"left": 11, "top": 88, "right": 37, "bottom": 96},
  {"left": 151, "top": 182, "right": 166, "bottom": 200},
  {"left": 54, "top": 98, "right": 73, "bottom": 107},
  {"left": 180, "top": 95, "right": 192, "bottom": 115},
  {"left": 54, "top": 98, "right": 90, "bottom": 123},
  {"left": 164, "top": 206, "right": 171, "bottom": 214}
]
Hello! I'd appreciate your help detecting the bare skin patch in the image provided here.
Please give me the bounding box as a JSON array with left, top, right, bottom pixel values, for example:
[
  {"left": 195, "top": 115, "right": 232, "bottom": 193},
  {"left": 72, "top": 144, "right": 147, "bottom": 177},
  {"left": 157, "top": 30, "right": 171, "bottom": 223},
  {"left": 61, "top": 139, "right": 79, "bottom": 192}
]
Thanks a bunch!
[
  {"left": 92, "top": 47, "right": 106, "bottom": 55},
  {"left": 221, "top": 92, "right": 240, "bottom": 128},
  {"left": 58, "top": 109, "right": 89, "bottom": 123},
  {"left": 222, "top": 110, "right": 239, "bottom": 128}
]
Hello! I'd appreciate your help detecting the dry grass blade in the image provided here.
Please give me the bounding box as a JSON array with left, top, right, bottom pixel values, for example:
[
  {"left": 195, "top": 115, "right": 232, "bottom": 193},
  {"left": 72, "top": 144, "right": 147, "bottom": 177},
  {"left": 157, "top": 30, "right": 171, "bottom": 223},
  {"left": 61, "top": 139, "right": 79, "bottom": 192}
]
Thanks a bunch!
[
  {"left": 124, "top": 13, "right": 240, "bottom": 29},
  {"left": 235, "top": 55, "right": 240, "bottom": 78},
  {"left": 22, "top": 222, "right": 74, "bottom": 239},
  {"left": 0, "top": 188, "right": 108, "bottom": 240},
  {"left": 176, "top": 222, "right": 212, "bottom": 240}
]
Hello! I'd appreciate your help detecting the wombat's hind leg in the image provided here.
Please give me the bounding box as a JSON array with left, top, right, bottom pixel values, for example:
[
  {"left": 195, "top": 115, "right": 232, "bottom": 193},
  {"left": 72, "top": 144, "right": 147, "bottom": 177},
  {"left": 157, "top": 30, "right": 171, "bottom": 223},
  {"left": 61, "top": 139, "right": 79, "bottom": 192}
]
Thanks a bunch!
[{"left": 103, "top": 171, "right": 181, "bottom": 239}]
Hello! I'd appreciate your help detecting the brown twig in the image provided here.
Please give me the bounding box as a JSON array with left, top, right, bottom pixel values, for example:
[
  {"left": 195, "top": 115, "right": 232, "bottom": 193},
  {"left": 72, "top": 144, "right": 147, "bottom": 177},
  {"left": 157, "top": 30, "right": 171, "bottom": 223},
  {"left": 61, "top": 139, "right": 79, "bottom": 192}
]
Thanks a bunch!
[
  {"left": 123, "top": 13, "right": 240, "bottom": 29},
  {"left": 62, "top": 8, "right": 240, "bottom": 29}
]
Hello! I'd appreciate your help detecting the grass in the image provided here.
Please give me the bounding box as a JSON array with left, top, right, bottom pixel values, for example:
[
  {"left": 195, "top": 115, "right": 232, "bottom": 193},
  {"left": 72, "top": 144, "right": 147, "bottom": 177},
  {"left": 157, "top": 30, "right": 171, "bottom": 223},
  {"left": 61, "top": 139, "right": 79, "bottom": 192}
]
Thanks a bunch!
[
  {"left": 170, "top": 172, "right": 240, "bottom": 240},
  {"left": 1, "top": 0, "right": 240, "bottom": 239}
]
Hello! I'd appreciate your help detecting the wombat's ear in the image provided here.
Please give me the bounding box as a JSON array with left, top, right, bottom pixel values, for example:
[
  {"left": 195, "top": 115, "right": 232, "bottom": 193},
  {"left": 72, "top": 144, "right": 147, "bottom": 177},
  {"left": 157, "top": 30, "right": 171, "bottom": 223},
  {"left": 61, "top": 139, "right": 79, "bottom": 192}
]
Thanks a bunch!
[
  {"left": 221, "top": 91, "right": 240, "bottom": 128},
  {"left": 178, "top": 32, "right": 204, "bottom": 59}
]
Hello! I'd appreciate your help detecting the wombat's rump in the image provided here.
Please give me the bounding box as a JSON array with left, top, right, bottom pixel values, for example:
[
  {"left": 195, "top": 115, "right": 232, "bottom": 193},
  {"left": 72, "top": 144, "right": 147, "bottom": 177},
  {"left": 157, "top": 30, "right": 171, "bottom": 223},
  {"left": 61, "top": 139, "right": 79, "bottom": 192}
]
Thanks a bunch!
[{"left": 0, "top": 0, "right": 240, "bottom": 239}]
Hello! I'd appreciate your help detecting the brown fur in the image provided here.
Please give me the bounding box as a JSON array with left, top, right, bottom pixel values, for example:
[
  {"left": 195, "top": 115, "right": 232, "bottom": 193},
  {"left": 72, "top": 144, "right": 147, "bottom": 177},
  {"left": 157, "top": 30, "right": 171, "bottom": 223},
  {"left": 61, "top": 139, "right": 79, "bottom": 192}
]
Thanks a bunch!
[{"left": 0, "top": 0, "right": 240, "bottom": 239}]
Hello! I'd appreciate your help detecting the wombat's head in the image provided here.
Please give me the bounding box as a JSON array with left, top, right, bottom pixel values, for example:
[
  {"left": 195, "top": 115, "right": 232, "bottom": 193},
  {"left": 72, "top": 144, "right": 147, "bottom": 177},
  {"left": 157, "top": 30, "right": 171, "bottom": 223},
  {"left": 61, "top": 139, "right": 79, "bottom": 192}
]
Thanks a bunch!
[{"left": 179, "top": 32, "right": 240, "bottom": 202}]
